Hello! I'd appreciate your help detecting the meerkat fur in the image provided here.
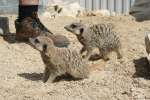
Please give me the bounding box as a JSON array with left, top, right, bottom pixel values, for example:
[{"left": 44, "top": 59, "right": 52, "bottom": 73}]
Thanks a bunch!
[
  {"left": 64, "top": 21, "right": 122, "bottom": 61},
  {"left": 29, "top": 35, "right": 89, "bottom": 83}
]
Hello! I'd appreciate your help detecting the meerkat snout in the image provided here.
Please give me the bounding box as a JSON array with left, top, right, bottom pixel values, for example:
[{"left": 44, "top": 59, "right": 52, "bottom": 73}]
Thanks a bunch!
[
  {"left": 29, "top": 36, "right": 52, "bottom": 52},
  {"left": 64, "top": 22, "right": 86, "bottom": 35}
]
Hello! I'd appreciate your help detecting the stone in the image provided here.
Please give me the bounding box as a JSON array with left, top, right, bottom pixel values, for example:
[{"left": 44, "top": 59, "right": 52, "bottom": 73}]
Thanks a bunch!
[
  {"left": 0, "top": 28, "right": 3, "bottom": 35},
  {"left": 0, "top": 17, "right": 10, "bottom": 34}
]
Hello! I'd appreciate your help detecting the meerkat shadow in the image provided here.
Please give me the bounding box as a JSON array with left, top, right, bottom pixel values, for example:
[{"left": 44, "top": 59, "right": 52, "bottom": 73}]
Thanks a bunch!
[
  {"left": 18, "top": 73, "right": 43, "bottom": 81},
  {"left": 18, "top": 73, "right": 82, "bottom": 82},
  {"left": 89, "top": 54, "right": 102, "bottom": 61},
  {"left": 54, "top": 74, "right": 82, "bottom": 82},
  {"left": 2, "top": 33, "right": 17, "bottom": 43},
  {"left": 133, "top": 57, "right": 150, "bottom": 79}
]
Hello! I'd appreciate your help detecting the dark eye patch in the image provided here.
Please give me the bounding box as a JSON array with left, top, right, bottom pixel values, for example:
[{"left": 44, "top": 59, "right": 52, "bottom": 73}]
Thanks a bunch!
[
  {"left": 71, "top": 24, "right": 77, "bottom": 28},
  {"left": 43, "top": 44, "right": 47, "bottom": 52},
  {"left": 34, "top": 39, "right": 40, "bottom": 43},
  {"left": 80, "top": 28, "right": 84, "bottom": 34}
]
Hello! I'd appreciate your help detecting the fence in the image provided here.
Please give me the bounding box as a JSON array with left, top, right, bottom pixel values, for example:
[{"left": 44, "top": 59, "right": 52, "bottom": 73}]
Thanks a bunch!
[
  {"left": 79, "top": 0, "right": 135, "bottom": 14},
  {"left": 0, "top": 0, "right": 135, "bottom": 14}
]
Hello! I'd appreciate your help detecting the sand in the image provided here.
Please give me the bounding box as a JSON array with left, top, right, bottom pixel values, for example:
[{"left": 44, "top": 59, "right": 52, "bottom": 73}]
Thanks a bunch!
[{"left": 0, "top": 14, "right": 150, "bottom": 100}]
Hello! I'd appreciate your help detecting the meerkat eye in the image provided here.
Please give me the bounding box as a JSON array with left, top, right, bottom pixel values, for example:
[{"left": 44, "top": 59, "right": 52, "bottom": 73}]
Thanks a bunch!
[
  {"left": 34, "top": 39, "right": 40, "bottom": 43},
  {"left": 71, "top": 24, "right": 77, "bottom": 28}
]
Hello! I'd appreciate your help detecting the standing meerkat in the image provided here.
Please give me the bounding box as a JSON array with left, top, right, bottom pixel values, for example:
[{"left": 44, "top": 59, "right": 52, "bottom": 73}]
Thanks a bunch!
[
  {"left": 64, "top": 22, "right": 122, "bottom": 61},
  {"left": 29, "top": 35, "right": 90, "bottom": 83}
]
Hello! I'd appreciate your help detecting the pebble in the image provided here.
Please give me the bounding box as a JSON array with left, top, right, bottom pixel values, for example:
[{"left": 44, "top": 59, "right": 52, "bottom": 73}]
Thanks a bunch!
[{"left": 0, "top": 28, "right": 3, "bottom": 35}]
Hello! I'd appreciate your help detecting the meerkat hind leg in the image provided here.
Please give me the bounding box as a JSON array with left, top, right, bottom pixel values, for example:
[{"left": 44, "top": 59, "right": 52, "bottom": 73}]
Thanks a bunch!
[
  {"left": 80, "top": 46, "right": 86, "bottom": 54},
  {"left": 100, "top": 49, "right": 110, "bottom": 61},
  {"left": 83, "top": 47, "right": 93, "bottom": 60},
  {"left": 47, "top": 72, "right": 58, "bottom": 83},
  {"left": 115, "top": 48, "right": 122, "bottom": 59},
  {"left": 43, "top": 67, "right": 50, "bottom": 83}
]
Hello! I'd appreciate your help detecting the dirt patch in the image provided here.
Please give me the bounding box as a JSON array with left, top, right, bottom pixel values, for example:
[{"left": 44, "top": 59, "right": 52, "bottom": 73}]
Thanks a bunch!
[{"left": 0, "top": 14, "right": 150, "bottom": 100}]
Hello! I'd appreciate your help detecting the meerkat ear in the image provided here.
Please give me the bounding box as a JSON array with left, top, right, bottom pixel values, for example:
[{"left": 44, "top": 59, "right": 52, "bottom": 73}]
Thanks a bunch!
[{"left": 43, "top": 44, "right": 48, "bottom": 52}]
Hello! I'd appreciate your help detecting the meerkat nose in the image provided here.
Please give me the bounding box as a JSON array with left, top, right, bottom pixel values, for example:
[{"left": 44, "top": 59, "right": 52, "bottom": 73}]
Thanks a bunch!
[{"left": 64, "top": 26, "right": 68, "bottom": 29}]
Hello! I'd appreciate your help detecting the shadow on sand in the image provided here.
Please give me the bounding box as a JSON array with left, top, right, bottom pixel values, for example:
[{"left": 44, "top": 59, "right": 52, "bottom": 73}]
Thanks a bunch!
[
  {"left": 133, "top": 57, "right": 150, "bottom": 79},
  {"left": 18, "top": 73, "right": 81, "bottom": 82},
  {"left": 18, "top": 73, "right": 43, "bottom": 81}
]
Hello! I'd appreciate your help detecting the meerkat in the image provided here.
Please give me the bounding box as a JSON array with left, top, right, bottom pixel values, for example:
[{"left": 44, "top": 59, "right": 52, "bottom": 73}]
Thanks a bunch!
[
  {"left": 29, "top": 35, "right": 90, "bottom": 83},
  {"left": 64, "top": 21, "right": 122, "bottom": 61}
]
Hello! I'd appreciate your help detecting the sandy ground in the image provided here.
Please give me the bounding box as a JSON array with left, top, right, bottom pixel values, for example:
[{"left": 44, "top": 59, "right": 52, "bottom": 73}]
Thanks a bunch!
[{"left": 0, "top": 14, "right": 150, "bottom": 100}]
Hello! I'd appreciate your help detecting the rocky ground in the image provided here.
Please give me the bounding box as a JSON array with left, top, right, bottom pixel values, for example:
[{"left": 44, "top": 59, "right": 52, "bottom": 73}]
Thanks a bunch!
[{"left": 0, "top": 14, "right": 150, "bottom": 100}]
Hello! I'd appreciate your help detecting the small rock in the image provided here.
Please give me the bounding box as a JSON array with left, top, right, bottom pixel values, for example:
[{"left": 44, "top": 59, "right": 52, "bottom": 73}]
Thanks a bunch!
[
  {"left": 0, "top": 17, "right": 10, "bottom": 34},
  {"left": 0, "top": 28, "right": 3, "bottom": 35}
]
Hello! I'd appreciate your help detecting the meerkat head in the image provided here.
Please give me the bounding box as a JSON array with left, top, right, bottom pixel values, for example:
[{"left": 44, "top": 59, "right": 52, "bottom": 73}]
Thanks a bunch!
[
  {"left": 29, "top": 36, "right": 54, "bottom": 53},
  {"left": 64, "top": 21, "right": 86, "bottom": 35}
]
